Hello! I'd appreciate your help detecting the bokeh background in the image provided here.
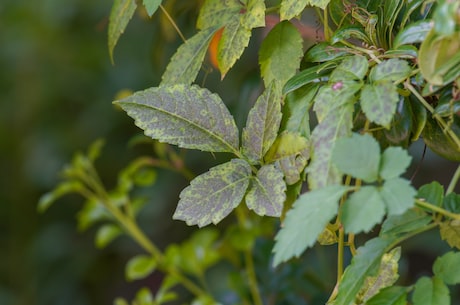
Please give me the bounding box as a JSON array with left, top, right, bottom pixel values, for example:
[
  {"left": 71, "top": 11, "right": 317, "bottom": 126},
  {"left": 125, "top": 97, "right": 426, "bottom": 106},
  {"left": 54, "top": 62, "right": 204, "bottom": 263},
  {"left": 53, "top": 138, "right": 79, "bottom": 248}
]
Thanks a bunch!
[{"left": 1, "top": 1, "right": 459, "bottom": 305}]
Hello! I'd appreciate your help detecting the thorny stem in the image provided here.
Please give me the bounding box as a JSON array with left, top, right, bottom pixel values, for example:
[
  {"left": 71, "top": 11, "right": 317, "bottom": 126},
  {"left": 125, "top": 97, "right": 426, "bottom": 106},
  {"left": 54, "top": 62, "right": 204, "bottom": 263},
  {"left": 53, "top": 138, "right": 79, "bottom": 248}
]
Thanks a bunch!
[
  {"left": 447, "top": 164, "right": 460, "bottom": 194},
  {"left": 159, "top": 5, "right": 186, "bottom": 42}
]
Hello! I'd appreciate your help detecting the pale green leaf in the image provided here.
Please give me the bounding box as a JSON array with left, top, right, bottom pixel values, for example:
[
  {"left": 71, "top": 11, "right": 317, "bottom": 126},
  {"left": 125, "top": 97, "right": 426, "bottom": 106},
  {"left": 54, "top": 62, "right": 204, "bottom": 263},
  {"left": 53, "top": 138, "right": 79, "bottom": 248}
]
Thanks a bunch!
[
  {"left": 379, "top": 146, "right": 412, "bottom": 180},
  {"left": 381, "top": 209, "right": 432, "bottom": 237},
  {"left": 217, "top": 19, "right": 252, "bottom": 78},
  {"left": 417, "top": 181, "right": 444, "bottom": 207},
  {"left": 334, "top": 238, "right": 392, "bottom": 305},
  {"left": 440, "top": 220, "right": 460, "bottom": 249},
  {"left": 366, "top": 286, "right": 408, "bottom": 305},
  {"left": 125, "top": 255, "right": 157, "bottom": 281},
  {"left": 259, "top": 21, "right": 303, "bottom": 87},
  {"left": 433, "top": 251, "right": 460, "bottom": 285},
  {"left": 283, "top": 62, "right": 336, "bottom": 94},
  {"left": 115, "top": 85, "right": 239, "bottom": 153},
  {"left": 333, "top": 54, "right": 369, "bottom": 80},
  {"left": 380, "top": 177, "right": 416, "bottom": 215},
  {"left": 143, "top": 0, "right": 161, "bottom": 17},
  {"left": 95, "top": 224, "right": 123, "bottom": 249},
  {"left": 280, "top": 0, "right": 308, "bottom": 20},
  {"left": 77, "top": 198, "right": 110, "bottom": 231},
  {"left": 108, "top": 0, "right": 137, "bottom": 63},
  {"left": 114, "top": 298, "right": 129, "bottom": 305},
  {"left": 241, "top": 0, "right": 266, "bottom": 29},
  {"left": 242, "top": 83, "right": 283, "bottom": 163},
  {"left": 38, "top": 181, "right": 85, "bottom": 213},
  {"left": 342, "top": 186, "right": 386, "bottom": 234},
  {"left": 161, "top": 28, "right": 218, "bottom": 86},
  {"left": 393, "top": 20, "right": 432, "bottom": 48},
  {"left": 134, "top": 287, "right": 154, "bottom": 304},
  {"left": 360, "top": 81, "right": 399, "bottom": 128},
  {"left": 307, "top": 104, "right": 354, "bottom": 190},
  {"left": 273, "top": 185, "right": 350, "bottom": 266},
  {"left": 358, "top": 247, "right": 401, "bottom": 303},
  {"left": 332, "top": 133, "right": 380, "bottom": 183},
  {"left": 196, "top": 0, "right": 241, "bottom": 30},
  {"left": 173, "top": 159, "right": 251, "bottom": 227},
  {"left": 245, "top": 164, "right": 286, "bottom": 217},
  {"left": 369, "top": 58, "right": 412, "bottom": 82},
  {"left": 412, "top": 277, "right": 450, "bottom": 305}
]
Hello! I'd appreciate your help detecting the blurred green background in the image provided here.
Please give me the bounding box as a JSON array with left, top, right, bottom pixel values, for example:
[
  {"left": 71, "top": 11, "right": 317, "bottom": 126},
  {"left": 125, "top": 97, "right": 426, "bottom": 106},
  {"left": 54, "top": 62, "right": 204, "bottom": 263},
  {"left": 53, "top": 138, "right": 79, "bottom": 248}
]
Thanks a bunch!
[{"left": 1, "top": 1, "right": 460, "bottom": 305}]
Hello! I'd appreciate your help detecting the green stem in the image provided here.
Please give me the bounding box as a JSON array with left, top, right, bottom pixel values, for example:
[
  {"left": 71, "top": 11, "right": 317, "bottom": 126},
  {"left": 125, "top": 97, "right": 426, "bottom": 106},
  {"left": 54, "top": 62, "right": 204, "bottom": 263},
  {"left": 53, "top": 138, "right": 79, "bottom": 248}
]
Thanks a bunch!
[
  {"left": 159, "top": 5, "right": 186, "bottom": 42},
  {"left": 415, "top": 198, "right": 460, "bottom": 220},
  {"left": 447, "top": 165, "right": 460, "bottom": 194},
  {"left": 245, "top": 249, "right": 263, "bottom": 305},
  {"left": 337, "top": 226, "right": 345, "bottom": 282},
  {"left": 387, "top": 222, "right": 438, "bottom": 251}
]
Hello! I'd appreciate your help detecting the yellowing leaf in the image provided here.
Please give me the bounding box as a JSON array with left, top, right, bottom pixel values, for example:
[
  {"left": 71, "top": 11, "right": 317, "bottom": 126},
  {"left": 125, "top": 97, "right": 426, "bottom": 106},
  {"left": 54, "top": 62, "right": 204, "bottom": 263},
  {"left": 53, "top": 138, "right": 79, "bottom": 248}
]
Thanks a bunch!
[
  {"left": 440, "top": 220, "right": 460, "bottom": 250},
  {"left": 173, "top": 159, "right": 251, "bottom": 227},
  {"left": 108, "top": 0, "right": 137, "bottom": 63},
  {"left": 280, "top": 0, "right": 330, "bottom": 20},
  {"left": 115, "top": 85, "right": 239, "bottom": 153},
  {"left": 196, "top": 0, "right": 241, "bottom": 30}
]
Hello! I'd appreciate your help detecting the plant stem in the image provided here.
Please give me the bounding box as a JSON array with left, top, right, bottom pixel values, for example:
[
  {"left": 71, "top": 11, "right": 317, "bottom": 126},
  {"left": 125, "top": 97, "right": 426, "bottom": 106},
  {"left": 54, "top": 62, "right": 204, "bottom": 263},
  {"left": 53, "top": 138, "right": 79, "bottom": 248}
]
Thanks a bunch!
[
  {"left": 447, "top": 165, "right": 460, "bottom": 194},
  {"left": 337, "top": 225, "right": 345, "bottom": 282},
  {"left": 159, "top": 5, "right": 186, "bottom": 42},
  {"left": 415, "top": 198, "right": 460, "bottom": 220},
  {"left": 387, "top": 222, "right": 438, "bottom": 251},
  {"left": 245, "top": 249, "right": 263, "bottom": 305}
]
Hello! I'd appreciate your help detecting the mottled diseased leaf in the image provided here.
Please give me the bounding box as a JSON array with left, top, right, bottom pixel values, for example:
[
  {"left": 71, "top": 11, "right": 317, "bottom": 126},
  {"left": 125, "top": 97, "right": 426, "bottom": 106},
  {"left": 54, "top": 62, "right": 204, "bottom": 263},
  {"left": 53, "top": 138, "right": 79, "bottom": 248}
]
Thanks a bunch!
[
  {"left": 259, "top": 21, "right": 303, "bottom": 86},
  {"left": 369, "top": 58, "right": 412, "bottom": 82},
  {"left": 334, "top": 238, "right": 392, "bottom": 305},
  {"left": 381, "top": 209, "right": 432, "bottom": 237},
  {"left": 417, "top": 181, "right": 444, "bottom": 207},
  {"left": 115, "top": 85, "right": 239, "bottom": 153},
  {"left": 412, "top": 277, "right": 450, "bottom": 305},
  {"left": 273, "top": 185, "right": 350, "bottom": 266},
  {"left": 217, "top": 19, "right": 252, "bottom": 78},
  {"left": 242, "top": 83, "right": 283, "bottom": 163},
  {"left": 342, "top": 186, "right": 386, "bottom": 234},
  {"left": 245, "top": 164, "right": 286, "bottom": 217},
  {"left": 360, "top": 81, "right": 399, "bottom": 128},
  {"left": 379, "top": 146, "right": 412, "bottom": 180},
  {"left": 108, "top": 0, "right": 137, "bottom": 63},
  {"left": 332, "top": 133, "right": 380, "bottom": 183},
  {"left": 393, "top": 20, "right": 432, "bottom": 48},
  {"left": 241, "top": 0, "right": 266, "bottom": 29},
  {"left": 358, "top": 247, "right": 401, "bottom": 303},
  {"left": 440, "top": 220, "right": 460, "bottom": 250},
  {"left": 366, "top": 286, "right": 408, "bottom": 305},
  {"left": 380, "top": 178, "right": 416, "bottom": 215},
  {"left": 143, "top": 0, "right": 161, "bottom": 17},
  {"left": 197, "top": 0, "right": 241, "bottom": 30},
  {"left": 307, "top": 104, "right": 354, "bottom": 189},
  {"left": 433, "top": 251, "right": 460, "bottom": 285},
  {"left": 95, "top": 224, "right": 123, "bottom": 249},
  {"left": 173, "top": 159, "right": 251, "bottom": 227},
  {"left": 161, "top": 28, "right": 218, "bottom": 85},
  {"left": 280, "top": 0, "right": 308, "bottom": 20},
  {"left": 38, "top": 181, "right": 85, "bottom": 212},
  {"left": 125, "top": 255, "right": 157, "bottom": 281},
  {"left": 334, "top": 54, "right": 369, "bottom": 80}
]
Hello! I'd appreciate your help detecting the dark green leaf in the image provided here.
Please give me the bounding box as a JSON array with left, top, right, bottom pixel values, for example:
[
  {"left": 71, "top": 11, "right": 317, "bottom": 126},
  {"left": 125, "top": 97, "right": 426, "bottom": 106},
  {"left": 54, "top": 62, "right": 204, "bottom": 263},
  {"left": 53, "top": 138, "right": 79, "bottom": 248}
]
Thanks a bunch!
[
  {"left": 366, "top": 286, "right": 408, "bottom": 305},
  {"left": 95, "top": 224, "right": 123, "bottom": 249},
  {"left": 333, "top": 54, "right": 369, "bottom": 80},
  {"left": 412, "top": 276, "right": 450, "bottom": 305},
  {"left": 115, "top": 85, "right": 239, "bottom": 153},
  {"left": 393, "top": 20, "right": 432, "bottom": 48},
  {"left": 273, "top": 185, "right": 350, "bottom": 266},
  {"left": 379, "top": 146, "right": 412, "bottom": 180},
  {"left": 259, "top": 21, "right": 303, "bottom": 87},
  {"left": 332, "top": 133, "right": 380, "bottom": 183},
  {"left": 246, "top": 164, "right": 286, "bottom": 217},
  {"left": 173, "top": 159, "right": 251, "bottom": 227},
  {"left": 360, "top": 81, "right": 399, "bottom": 128},
  {"left": 283, "top": 63, "right": 335, "bottom": 94},
  {"left": 142, "top": 0, "right": 161, "bottom": 17},
  {"left": 369, "top": 59, "right": 412, "bottom": 82},
  {"left": 381, "top": 209, "right": 432, "bottom": 237},
  {"left": 38, "top": 181, "right": 85, "bottom": 213},
  {"left": 305, "top": 42, "right": 350, "bottom": 63},
  {"left": 443, "top": 192, "right": 460, "bottom": 213},
  {"left": 440, "top": 220, "right": 460, "bottom": 250},
  {"left": 196, "top": 0, "right": 241, "bottom": 30},
  {"left": 384, "top": 45, "right": 418, "bottom": 59},
  {"left": 417, "top": 181, "right": 444, "bottom": 207},
  {"left": 125, "top": 255, "right": 157, "bottom": 281},
  {"left": 307, "top": 104, "right": 354, "bottom": 189},
  {"left": 433, "top": 251, "right": 460, "bottom": 285},
  {"left": 380, "top": 177, "right": 416, "bottom": 215},
  {"left": 161, "top": 28, "right": 218, "bottom": 85},
  {"left": 334, "top": 238, "right": 392, "bottom": 305},
  {"left": 242, "top": 83, "right": 283, "bottom": 163},
  {"left": 342, "top": 186, "right": 385, "bottom": 234},
  {"left": 108, "top": 0, "right": 137, "bottom": 63},
  {"left": 331, "top": 25, "right": 371, "bottom": 45}
]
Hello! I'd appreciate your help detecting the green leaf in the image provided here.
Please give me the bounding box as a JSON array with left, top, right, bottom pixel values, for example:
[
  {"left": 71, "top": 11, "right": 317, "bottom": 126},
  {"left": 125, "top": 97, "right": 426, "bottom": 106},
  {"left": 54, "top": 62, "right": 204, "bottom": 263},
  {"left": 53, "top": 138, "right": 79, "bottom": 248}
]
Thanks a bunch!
[
  {"left": 331, "top": 25, "right": 371, "bottom": 45},
  {"left": 259, "top": 21, "right": 303, "bottom": 87},
  {"left": 369, "top": 58, "right": 412, "bottom": 82},
  {"left": 217, "top": 19, "right": 252, "bottom": 78},
  {"left": 440, "top": 220, "right": 460, "bottom": 250},
  {"left": 173, "top": 159, "right": 251, "bottom": 227},
  {"left": 379, "top": 146, "right": 412, "bottom": 180},
  {"left": 393, "top": 20, "right": 432, "bottom": 48},
  {"left": 417, "top": 181, "right": 444, "bottom": 207},
  {"left": 242, "top": 83, "right": 283, "bottom": 163},
  {"left": 332, "top": 133, "right": 380, "bottom": 183},
  {"left": 333, "top": 54, "right": 369, "bottom": 80},
  {"left": 334, "top": 238, "right": 392, "bottom": 305},
  {"left": 114, "top": 298, "right": 129, "bottom": 305},
  {"left": 273, "top": 185, "right": 350, "bottom": 266},
  {"left": 77, "top": 198, "right": 110, "bottom": 231},
  {"left": 366, "top": 286, "right": 407, "bottom": 305},
  {"left": 412, "top": 276, "right": 450, "bottom": 305},
  {"left": 443, "top": 192, "right": 460, "bottom": 213},
  {"left": 142, "top": 0, "right": 161, "bottom": 17},
  {"left": 179, "top": 229, "right": 221, "bottom": 274},
  {"left": 381, "top": 209, "right": 432, "bottom": 237},
  {"left": 38, "top": 181, "right": 85, "bottom": 213},
  {"left": 108, "top": 0, "right": 137, "bottom": 63},
  {"left": 134, "top": 287, "right": 154, "bottom": 305},
  {"left": 196, "top": 0, "right": 241, "bottom": 30},
  {"left": 115, "top": 85, "right": 239, "bottom": 153},
  {"left": 125, "top": 255, "right": 157, "bottom": 281},
  {"left": 283, "top": 63, "right": 335, "bottom": 94},
  {"left": 380, "top": 177, "right": 416, "bottom": 215},
  {"left": 360, "top": 81, "right": 399, "bottom": 128},
  {"left": 245, "top": 164, "right": 286, "bottom": 217},
  {"left": 95, "top": 224, "right": 123, "bottom": 249},
  {"left": 307, "top": 103, "right": 354, "bottom": 189},
  {"left": 161, "top": 28, "right": 218, "bottom": 86},
  {"left": 433, "top": 251, "right": 460, "bottom": 285},
  {"left": 304, "top": 42, "right": 350, "bottom": 63},
  {"left": 342, "top": 186, "right": 386, "bottom": 234}
]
